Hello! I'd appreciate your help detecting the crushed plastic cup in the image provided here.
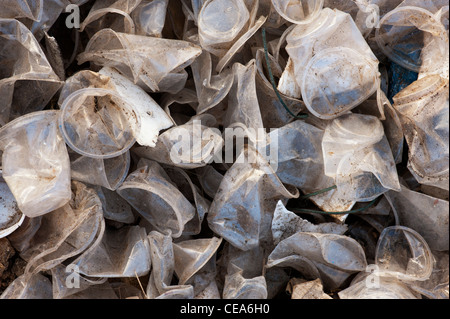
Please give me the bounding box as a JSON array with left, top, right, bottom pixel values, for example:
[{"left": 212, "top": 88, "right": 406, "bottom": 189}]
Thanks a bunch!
[
  {"left": 198, "top": 0, "right": 250, "bottom": 56},
  {"left": 0, "top": 176, "right": 25, "bottom": 238},
  {"left": 385, "top": 185, "right": 449, "bottom": 252},
  {"left": 117, "top": 159, "right": 196, "bottom": 238},
  {"left": 77, "top": 28, "right": 202, "bottom": 93},
  {"left": 0, "top": 111, "right": 71, "bottom": 218},
  {"left": 74, "top": 225, "right": 151, "bottom": 278},
  {"left": 393, "top": 75, "right": 449, "bottom": 190},
  {"left": 173, "top": 237, "right": 222, "bottom": 285},
  {"left": 80, "top": 0, "right": 141, "bottom": 36},
  {"left": 18, "top": 181, "right": 104, "bottom": 276},
  {"left": 146, "top": 230, "right": 194, "bottom": 299},
  {"left": 375, "top": 226, "right": 434, "bottom": 282},
  {"left": 132, "top": 0, "right": 169, "bottom": 37},
  {"left": 271, "top": 0, "right": 324, "bottom": 24},
  {"left": 0, "top": 18, "right": 62, "bottom": 125},
  {"left": 69, "top": 150, "right": 130, "bottom": 191},
  {"left": 285, "top": 8, "right": 380, "bottom": 119},
  {"left": 59, "top": 88, "right": 140, "bottom": 159},
  {"left": 376, "top": 5, "right": 449, "bottom": 78},
  {"left": 321, "top": 113, "right": 401, "bottom": 202}
]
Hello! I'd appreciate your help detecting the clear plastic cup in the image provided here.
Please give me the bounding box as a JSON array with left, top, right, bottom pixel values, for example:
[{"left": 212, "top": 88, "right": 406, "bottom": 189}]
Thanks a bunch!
[
  {"left": 198, "top": 0, "right": 250, "bottom": 49},
  {"left": 271, "top": 0, "right": 324, "bottom": 24},
  {"left": 376, "top": 6, "right": 449, "bottom": 77},
  {"left": 59, "top": 88, "right": 140, "bottom": 159}
]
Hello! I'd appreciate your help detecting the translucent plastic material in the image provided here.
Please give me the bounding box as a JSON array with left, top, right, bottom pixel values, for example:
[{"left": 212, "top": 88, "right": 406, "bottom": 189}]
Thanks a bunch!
[
  {"left": 0, "top": 273, "right": 52, "bottom": 299},
  {"left": 0, "top": 0, "right": 42, "bottom": 21},
  {"left": 285, "top": 8, "right": 379, "bottom": 119},
  {"left": 198, "top": 0, "right": 250, "bottom": 55},
  {"left": 0, "top": 111, "right": 71, "bottom": 218},
  {"left": 74, "top": 225, "right": 151, "bottom": 278},
  {"left": 375, "top": 226, "right": 434, "bottom": 282},
  {"left": 93, "top": 186, "right": 135, "bottom": 224},
  {"left": 261, "top": 119, "right": 354, "bottom": 212},
  {"left": 190, "top": 51, "right": 234, "bottom": 115},
  {"left": 287, "top": 278, "right": 332, "bottom": 299},
  {"left": 69, "top": 150, "right": 130, "bottom": 191},
  {"left": 146, "top": 231, "right": 194, "bottom": 299},
  {"left": 18, "top": 181, "right": 104, "bottom": 277},
  {"left": 117, "top": 159, "right": 196, "bottom": 238},
  {"left": 255, "top": 49, "right": 306, "bottom": 127},
  {"left": 338, "top": 273, "right": 419, "bottom": 299},
  {"left": 59, "top": 88, "right": 139, "bottom": 159},
  {"left": 0, "top": 19, "right": 62, "bottom": 125},
  {"left": 271, "top": 0, "right": 324, "bottom": 24},
  {"left": 173, "top": 237, "right": 222, "bottom": 285},
  {"left": 0, "top": 176, "right": 25, "bottom": 238},
  {"left": 77, "top": 28, "right": 202, "bottom": 93},
  {"left": 386, "top": 186, "right": 449, "bottom": 252},
  {"left": 133, "top": 117, "right": 223, "bottom": 169},
  {"left": 267, "top": 232, "right": 368, "bottom": 274},
  {"left": 393, "top": 75, "right": 449, "bottom": 190},
  {"left": 59, "top": 68, "right": 174, "bottom": 148},
  {"left": 132, "top": 0, "right": 169, "bottom": 37},
  {"left": 80, "top": 0, "right": 140, "bottom": 36},
  {"left": 207, "top": 145, "right": 299, "bottom": 251},
  {"left": 272, "top": 201, "right": 348, "bottom": 245},
  {"left": 376, "top": 6, "right": 449, "bottom": 78},
  {"left": 322, "top": 113, "right": 401, "bottom": 202}
]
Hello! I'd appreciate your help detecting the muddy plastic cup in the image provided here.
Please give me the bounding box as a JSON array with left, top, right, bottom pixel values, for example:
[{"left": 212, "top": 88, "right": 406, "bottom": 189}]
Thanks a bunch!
[
  {"left": 376, "top": 6, "right": 449, "bottom": 77},
  {"left": 301, "top": 47, "right": 379, "bottom": 119},
  {"left": 286, "top": 8, "right": 380, "bottom": 119},
  {"left": 271, "top": 0, "right": 324, "bottom": 24},
  {"left": 59, "top": 88, "right": 140, "bottom": 159}
]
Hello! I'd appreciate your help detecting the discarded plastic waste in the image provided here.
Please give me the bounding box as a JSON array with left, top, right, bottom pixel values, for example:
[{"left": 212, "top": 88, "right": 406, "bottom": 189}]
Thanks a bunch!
[{"left": 0, "top": 0, "right": 448, "bottom": 300}]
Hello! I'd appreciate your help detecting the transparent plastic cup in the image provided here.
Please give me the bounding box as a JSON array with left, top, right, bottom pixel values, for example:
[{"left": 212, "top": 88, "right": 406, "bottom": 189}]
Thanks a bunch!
[
  {"left": 376, "top": 6, "right": 449, "bottom": 77},
  {"left": 375, "top": 226, "right": 433, "bottom": 282},
  {"left": 69, "top": 150, "right": 130, "bottom": 191},
  {"left": 286, "top": 8, "right": 379, "bottom": 119},
  {"left": 0, "top": 110, "right": 71, "bottom": 218},
  {"left": 59, "top": 88, "right": 140, "bottom": 159},
  {"left": 198, "top": 0, "right": 250, "bottom": 50},
  {"left": 0, "top": 176, "right": 25, "bottom": 238},
  {"left": 271, "top": 0, "right": 324, "bottom": 24}
]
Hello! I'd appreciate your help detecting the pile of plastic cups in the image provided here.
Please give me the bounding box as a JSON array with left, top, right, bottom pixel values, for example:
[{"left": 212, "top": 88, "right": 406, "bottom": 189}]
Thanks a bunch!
[{"left": 0, "top": 0, "right": 448, "bottom": 300}]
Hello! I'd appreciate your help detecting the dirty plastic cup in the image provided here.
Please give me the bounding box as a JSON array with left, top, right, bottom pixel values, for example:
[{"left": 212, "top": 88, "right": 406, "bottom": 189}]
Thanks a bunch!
[
  {"left": 198, "top": 0, "right": 250, "bottom": 52},
  {"left": 375, "top": 226, "right": 433, "bottom": 282},
  {"left": 393, "top": 74, "right": 449, "bottom": 190},
  {"left": 301, "top": 47, "right": 379, "bottom": 119},
  {"left": 286, "top": 8, "right": 379, "bottom": 119},
  {"left": 69, "top": 150, "right": 130, "bottom": 191},
  {"left": 59, "top": 88, "right": 140, "bottom": 159},
  {"left": 0, "top": 110, "right": 72, "bottom": 218},
  {"left": 376, "top": 6, "right": 449, "bottom": 76},
  {"left": 0, "top": 176, "right": 25, "bottom": 238},
  {"left": 271, "top": 0, "right": 324, "bottom": 24}
]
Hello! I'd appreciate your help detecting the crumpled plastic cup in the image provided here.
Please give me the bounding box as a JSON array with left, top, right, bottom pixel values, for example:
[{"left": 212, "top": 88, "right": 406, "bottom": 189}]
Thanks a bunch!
[
  {"left": 322, "top": 113, "right": 401, "bottom": 202},
  {"left": 117, "top": 159, "right": 196, "bottom": 238},
  {"left": 0, "top": 110, "right": 71, "bottom": 218},
  {"left": 0, "top": 18, "right": 62, "bottom": 125},
  {"left": 271, "top": 0, "right": 324, "bottom": 24},
  {"left": 393, "top": 74, "right": 449, "bottom": 190},
  {"left": 59, "top": 88, "right": 140, "bottom": 159},
  {"left": 285, "top": 8, "right": 380, "bottom": 119},
  {"left": 0, "top": 175, "right": 25, "bottom": 238},
  {"left": 376, "top": 5, "right": 449, "bottom": 78}
]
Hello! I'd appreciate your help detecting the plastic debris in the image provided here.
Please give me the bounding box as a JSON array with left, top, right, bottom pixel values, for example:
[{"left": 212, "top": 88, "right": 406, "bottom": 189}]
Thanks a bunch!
[{"left": 0, "top": 0, "right": 448, "bottom": 301}]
